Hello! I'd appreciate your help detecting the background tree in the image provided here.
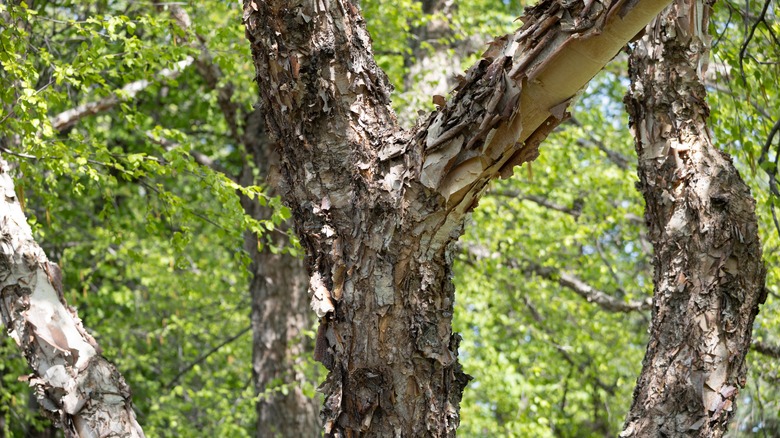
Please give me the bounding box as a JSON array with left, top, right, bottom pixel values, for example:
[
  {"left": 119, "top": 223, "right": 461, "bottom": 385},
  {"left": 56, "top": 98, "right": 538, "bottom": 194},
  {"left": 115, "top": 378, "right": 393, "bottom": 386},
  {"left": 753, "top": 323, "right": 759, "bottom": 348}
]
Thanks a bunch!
[{"left": 1, "top": 2, "right": 291, "bottom": 436}]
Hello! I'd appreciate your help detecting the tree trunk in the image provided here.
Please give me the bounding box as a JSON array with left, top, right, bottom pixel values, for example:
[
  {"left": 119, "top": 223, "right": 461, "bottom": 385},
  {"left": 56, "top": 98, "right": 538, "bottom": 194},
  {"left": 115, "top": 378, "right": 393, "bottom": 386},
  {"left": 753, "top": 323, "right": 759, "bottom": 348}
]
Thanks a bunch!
[
  {"left": 620, "top": 0, "right": 767, "bottom": 436},
  {"left": 0, "top": 159, "right": 144, "bottom": 438},
  {"left": 240, "top": 110, "right": 321, "bottom": 437},
  {"left": 243, "top": 0, "right": 671, "bottom": 435}
]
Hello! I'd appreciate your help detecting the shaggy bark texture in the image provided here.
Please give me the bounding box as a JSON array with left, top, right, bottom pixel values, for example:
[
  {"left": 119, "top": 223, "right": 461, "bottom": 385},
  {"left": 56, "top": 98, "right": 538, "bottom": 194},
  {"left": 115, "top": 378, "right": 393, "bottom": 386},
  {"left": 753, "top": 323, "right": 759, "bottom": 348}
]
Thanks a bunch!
[
  {"left": 621, "top": 0, "right": 767, "bottom": 436},
  {"left": 0, "top": 159, "right": 144, "bottom": 438},
  {"left": 243, "top": 0, "right": 672, "bottom": 435}
]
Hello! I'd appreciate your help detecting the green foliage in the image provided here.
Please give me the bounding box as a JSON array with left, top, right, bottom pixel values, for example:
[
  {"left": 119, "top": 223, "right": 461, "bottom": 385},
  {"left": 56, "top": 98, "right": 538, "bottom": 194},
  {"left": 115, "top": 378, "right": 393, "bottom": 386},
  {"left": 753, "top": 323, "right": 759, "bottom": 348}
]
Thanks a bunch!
[
  {"left": 364, "top": 0, "right": 523, "bottom": 118},
  {"left": 0, "top": 1, "right": 285, "bottom": 435},
  {"left": 454, "top": 70, "right": 650, "bottom": 436}
]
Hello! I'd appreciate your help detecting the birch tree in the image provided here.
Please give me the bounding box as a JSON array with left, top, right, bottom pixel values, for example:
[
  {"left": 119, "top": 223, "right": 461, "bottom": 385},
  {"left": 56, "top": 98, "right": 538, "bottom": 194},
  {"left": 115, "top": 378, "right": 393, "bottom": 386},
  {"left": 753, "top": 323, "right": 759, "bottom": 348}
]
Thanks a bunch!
[
  {"left": 621, "top": 0, "right": 766, "bottom": 435},
  {"left": 0, "top": 159, "right": 145, "bottom": 437},
  {"left": 243, "top": 0, "right": 678, "bottom": 434}
]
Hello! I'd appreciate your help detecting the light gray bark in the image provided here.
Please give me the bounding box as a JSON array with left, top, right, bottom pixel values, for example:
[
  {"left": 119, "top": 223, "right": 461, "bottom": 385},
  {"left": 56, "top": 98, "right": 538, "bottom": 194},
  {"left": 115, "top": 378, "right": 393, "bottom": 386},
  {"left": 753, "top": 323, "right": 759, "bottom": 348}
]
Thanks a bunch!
[
  {"left": 621, "top": 0, "right": 767, "bottom": 436},
  {"left": 0, "top": 159, "right": 144, "bottom": 438}
]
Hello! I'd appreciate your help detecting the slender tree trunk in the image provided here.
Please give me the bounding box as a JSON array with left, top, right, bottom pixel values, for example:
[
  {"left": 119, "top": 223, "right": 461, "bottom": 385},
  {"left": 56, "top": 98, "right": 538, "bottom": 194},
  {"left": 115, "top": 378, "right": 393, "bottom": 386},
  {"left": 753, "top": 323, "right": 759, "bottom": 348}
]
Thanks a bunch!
[
  {"left": 158, "top": 5, "right": 323, "bottom": 433},
  {"left": 620, "top": 0, "right": 767, "bottom": 436},
  {"left": 240, "top": 110, "right": 321, "bottom": 437},
  {"left": 243, "top": 0, "right": 671, "bottom": 435},
  {"left": 0, "top": 159, "right": 144, "bottom": 438}
]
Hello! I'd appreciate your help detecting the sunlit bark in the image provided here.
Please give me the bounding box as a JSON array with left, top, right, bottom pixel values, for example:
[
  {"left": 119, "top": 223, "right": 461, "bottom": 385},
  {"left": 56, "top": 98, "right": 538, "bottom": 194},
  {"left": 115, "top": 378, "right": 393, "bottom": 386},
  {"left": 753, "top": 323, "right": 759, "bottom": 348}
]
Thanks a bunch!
[
  {"left": 243, "top": 0, "right": 672, "bottom": 434},
  {"left": 0, "top": 159, "right": 145, "bottom": 438},
  {"left": 621, "top": 0, "right": 766, "bottom": 435}
]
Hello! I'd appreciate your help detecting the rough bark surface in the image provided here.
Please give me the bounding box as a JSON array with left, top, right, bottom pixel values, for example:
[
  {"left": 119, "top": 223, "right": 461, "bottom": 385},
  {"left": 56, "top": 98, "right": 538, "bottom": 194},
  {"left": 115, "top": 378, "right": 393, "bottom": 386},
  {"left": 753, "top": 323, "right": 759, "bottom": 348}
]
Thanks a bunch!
[
  {"left": 243, "top": 0, "right": 671, "bottom": 435},
  {"left": 621, "top": 0, "right": 767, "bottom": 436},
  {"left": 240, "top": 110, "right": 321, "bottom": 438},
  {"left": 0, "top": 159, "right": 144, "bottom": 438}
]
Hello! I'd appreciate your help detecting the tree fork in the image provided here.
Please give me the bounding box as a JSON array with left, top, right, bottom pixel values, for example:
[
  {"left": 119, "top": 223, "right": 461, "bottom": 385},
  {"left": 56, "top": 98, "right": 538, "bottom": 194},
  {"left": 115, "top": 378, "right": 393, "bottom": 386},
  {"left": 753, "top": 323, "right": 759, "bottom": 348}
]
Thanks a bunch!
[{"left": 243, "top": 0, "right": 671, "bottom": 435}]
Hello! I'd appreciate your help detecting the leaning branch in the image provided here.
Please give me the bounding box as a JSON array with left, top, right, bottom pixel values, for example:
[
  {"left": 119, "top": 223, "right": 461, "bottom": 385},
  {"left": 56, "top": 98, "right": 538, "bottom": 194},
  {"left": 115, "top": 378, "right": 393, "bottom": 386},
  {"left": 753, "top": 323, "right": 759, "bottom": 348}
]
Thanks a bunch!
[
  {"left": 165, "top": 325, "right": 251, "bottom": 389},
  {"left": 0, "top": 158, "right": 144, "bottom": 437},
  {"left": 160, "top": 4, "right": 242, "bottom": 144},
  {"left": 412, "top": 0, "right": 673, "bottom": 222},
  {"left": 464, "top": 243, "right": 651, "bottom": 313},
  {"left": 520, "top": 294, "right": 617, "bottom": 394},
  {"left": 751, "top": 340, "right": 780, "bottom": 359},
  {"left": 50, "top": 57, "right": 193, "bottom": 132},
  {"left": 570, "top": 116, "right": 632, "bottom": 170},
  {"left": 490, "top": 188, "right": 584, "bottom": 218}
]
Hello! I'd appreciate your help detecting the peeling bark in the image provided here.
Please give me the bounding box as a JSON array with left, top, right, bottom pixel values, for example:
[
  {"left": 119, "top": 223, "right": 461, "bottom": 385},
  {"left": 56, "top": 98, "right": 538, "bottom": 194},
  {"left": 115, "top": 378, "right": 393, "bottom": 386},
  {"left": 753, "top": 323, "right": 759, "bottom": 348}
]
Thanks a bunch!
[
  {"left": 240, "top": 110, "right": 321, "bottom": 437},
  {"left": 243, "top": 0, "right": 671, "bottom": 435},
  {"left": 0, "top": 159, "right": 144, "bottom": 438},
  {"left": 621, "top": 0, "right": 767, "bottom": 436}
]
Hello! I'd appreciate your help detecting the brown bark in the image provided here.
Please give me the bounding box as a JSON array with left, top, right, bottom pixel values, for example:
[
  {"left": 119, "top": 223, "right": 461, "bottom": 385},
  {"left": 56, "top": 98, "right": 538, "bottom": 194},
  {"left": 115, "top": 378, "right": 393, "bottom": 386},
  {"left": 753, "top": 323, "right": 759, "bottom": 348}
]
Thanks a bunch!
[
  {"left": 0, "top": 159, "right": 144, "bottom": 438},
  {"left": 241, "top": 110, "right": 321, "bottom": 437},
  {"left": 621, "top": 0, "right": 767, "bottom": 436},
  {"left": 243, "top": 0, "right": 671, "bottom": 435}
]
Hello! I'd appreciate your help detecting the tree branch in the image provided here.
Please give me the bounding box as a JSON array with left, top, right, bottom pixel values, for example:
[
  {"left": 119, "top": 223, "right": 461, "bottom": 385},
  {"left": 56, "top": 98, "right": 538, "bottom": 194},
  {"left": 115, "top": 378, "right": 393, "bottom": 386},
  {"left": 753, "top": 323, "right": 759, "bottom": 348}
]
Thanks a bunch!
[
  {"left": 463, "top": 243, "right": 651, "bottom": 313},
  {"left": 164, "top": 325, "right": 251, "bottom": 390},
  {"left": 570, "top": 116, "right": 632, "bottom": 170},
  {"left": 490, "top": 188, "right": 584, "bottom": 219},
  {"left": 144, "top": 130, "right": 232, "bottom": 177},
  {"left": 160, "top": 4, "right": 242, "bottom": 145},
  {"left": 751, "top": 340, "right": 780, "bottom": 359},
  {"left": 520, "top": 294, "right": 617, "bottom": 395},
  {"left": 408, "top": 0, "right": 672, "bottom": 219},
  {"left": 49, "top": 57, "right": 193, "bottom": 132}
]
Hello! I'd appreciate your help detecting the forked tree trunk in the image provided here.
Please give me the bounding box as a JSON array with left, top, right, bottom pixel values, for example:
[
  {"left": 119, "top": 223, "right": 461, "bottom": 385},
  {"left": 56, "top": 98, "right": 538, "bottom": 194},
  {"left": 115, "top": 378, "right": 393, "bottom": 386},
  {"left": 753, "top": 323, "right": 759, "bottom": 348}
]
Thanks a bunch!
[
  {"left": 243, "top": 0, "right": 671, "bottom": 435},
  {"left": 0, "top": 159, "right": 145, "bottom": 438},
  {"left": 240, "top": 110, "right": 321, "bottom": 437},
  {"left": 621, "top": 0, "right": 767, "bottom": 436}
]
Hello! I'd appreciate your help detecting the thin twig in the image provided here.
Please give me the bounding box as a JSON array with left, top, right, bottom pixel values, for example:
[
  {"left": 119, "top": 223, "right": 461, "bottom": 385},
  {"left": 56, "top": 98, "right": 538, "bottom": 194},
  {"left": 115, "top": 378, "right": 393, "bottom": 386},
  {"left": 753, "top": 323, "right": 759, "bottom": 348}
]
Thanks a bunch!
[
  {"left": 165, "top": 325, "right": 251, "bottom": 389},
  {"left": 752, "top": 340, "right": 780, "bottom": 359}
]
